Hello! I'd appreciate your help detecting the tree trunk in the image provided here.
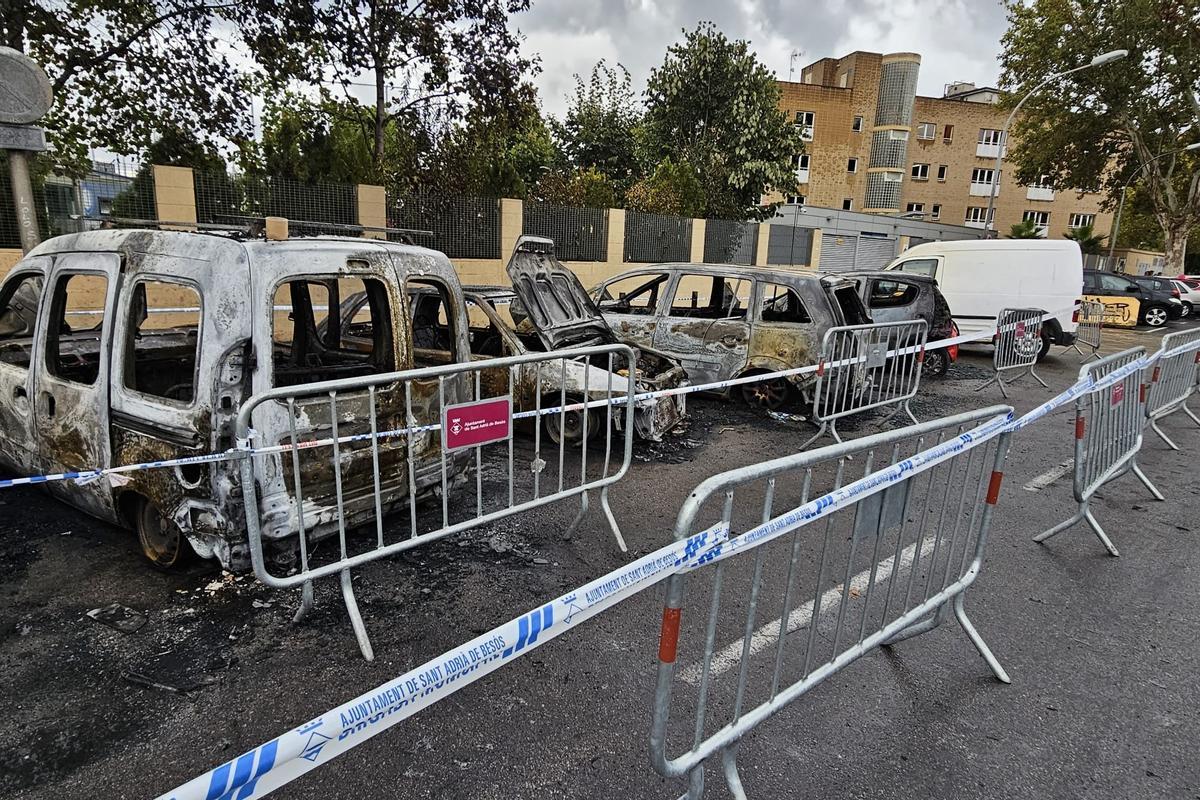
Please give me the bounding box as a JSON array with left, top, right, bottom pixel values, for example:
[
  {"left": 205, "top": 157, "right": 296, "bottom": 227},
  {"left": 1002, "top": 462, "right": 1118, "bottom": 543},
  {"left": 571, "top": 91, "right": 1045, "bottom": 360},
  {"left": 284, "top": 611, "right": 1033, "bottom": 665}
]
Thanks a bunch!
[
  {"left": 1163, "top": 223, "right": 1189, "bottom": 275},
  {"left": 373, "top": 69, "right": 387, "bottom": 174}
]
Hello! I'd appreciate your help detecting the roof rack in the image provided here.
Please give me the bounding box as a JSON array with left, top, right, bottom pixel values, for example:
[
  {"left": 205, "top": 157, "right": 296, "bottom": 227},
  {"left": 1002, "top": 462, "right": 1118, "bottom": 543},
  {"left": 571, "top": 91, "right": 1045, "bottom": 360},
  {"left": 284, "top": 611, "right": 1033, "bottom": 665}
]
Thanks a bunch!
[{"left": 74, "top": 215, "right": 434, "bottom": 243}]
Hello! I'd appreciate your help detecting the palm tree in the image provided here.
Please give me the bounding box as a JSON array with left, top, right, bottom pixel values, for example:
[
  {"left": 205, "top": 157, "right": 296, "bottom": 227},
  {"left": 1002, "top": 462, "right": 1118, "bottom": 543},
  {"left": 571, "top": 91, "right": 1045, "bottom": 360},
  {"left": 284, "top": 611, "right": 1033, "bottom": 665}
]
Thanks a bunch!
[
  {"left": 1007, "top": 219, "right": 1042, "bottom": 239},
  {"left": 1064, "top": 223, "right": 1108, "bottom": 254}
]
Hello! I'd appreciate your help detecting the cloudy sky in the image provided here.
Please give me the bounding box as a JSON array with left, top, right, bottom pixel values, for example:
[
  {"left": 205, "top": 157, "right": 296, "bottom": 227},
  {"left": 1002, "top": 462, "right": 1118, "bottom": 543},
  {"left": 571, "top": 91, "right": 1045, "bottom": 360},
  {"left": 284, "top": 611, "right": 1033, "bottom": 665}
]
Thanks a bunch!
[{"left": 512, "top": 0, "right": 1012, "bottom": 117}]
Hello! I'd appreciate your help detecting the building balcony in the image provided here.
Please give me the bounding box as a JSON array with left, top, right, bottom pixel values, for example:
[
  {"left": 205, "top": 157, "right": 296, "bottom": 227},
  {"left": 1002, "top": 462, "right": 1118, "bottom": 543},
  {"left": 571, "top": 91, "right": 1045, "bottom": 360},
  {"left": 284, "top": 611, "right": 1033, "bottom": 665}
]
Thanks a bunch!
[
  {"left": 969, "top": 181, "right": 999, "bottom": 197},
  {"left": 964, "top": 220, "right": 988, "bottom": 229},
  {"left": 1026, "top": 186, "right": 1055, "bottom": 201},
  {"left": 976, "top": 143, "right": 1007, "bottom": 159}
]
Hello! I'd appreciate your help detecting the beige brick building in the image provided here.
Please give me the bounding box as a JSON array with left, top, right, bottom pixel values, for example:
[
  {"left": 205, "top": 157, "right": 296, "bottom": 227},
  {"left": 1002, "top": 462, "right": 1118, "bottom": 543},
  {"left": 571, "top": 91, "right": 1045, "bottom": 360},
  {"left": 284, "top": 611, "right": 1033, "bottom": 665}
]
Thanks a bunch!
[{"left": 771, "top": 51, "right": 1112, "bottom": 240}]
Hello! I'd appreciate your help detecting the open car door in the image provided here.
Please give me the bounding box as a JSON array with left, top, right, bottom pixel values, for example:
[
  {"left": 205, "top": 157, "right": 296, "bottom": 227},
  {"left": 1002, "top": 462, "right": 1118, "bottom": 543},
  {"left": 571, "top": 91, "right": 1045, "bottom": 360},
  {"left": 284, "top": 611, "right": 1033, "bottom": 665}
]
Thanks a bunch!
[{"left": 504, "top": 236, "right": 617, "bottom": 350}]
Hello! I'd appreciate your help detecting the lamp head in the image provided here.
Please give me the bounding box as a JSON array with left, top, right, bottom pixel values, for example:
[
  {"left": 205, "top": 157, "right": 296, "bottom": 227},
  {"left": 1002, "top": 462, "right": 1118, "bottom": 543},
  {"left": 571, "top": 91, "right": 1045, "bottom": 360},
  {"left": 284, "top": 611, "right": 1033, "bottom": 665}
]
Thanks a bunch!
[{"left": 1090, "top": 49, "right": 1128, "bottom": 66}]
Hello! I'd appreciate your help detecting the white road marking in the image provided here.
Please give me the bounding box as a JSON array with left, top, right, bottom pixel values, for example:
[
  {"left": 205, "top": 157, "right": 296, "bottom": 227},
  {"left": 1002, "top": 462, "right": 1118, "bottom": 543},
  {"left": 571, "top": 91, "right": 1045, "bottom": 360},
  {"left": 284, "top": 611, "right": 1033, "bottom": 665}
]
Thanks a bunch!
[
  {"left": 1023, "top": 458, "right": 1075, "bottom": 492},
  {"left": 677, "top": 538, "right": 937, "bottom": 685}
]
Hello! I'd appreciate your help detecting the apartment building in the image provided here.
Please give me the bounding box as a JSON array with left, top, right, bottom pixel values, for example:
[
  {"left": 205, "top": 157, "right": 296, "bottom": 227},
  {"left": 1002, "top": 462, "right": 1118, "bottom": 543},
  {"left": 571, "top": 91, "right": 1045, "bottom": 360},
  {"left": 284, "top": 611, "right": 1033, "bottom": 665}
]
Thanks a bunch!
[{"left": 772, "top": 51, "right": 1111, "bottom": 239}]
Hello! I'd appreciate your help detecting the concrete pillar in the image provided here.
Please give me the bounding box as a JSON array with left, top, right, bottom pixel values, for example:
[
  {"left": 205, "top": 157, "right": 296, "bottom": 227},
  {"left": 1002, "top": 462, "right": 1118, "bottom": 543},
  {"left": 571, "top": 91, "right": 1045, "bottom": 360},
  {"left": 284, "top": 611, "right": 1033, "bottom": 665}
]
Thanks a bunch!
[
  {"left": 499, "top": 198, "right": 523, "bottom": 257},
  {"left": 809, "top": 229, "right": 823, "bottom": 269},
  {"left": 152, "top": 165, "right": 197, "bottom": 230},
  {"left": 606, "top": 208, "right": 626, "bottom": 267},
  {"left": 690, "top": 218, "right": 706, "bottom": 263},
  {"left": 357, "top": 184, "right": 387, "bottom": 239},
  {"left": 754, "top": 223, "right": 771, "bottom": 266},
  {"left": 897, "top": 234, "right": 910, "bottom": 254}
]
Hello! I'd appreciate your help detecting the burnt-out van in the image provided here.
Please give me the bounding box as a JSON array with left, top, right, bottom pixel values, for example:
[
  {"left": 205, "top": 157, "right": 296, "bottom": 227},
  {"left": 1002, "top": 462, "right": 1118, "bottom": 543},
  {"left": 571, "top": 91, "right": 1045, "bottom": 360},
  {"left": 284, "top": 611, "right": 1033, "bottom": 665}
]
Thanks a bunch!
[{"left": 0, "top": 229, "right": 474, "bottom": 570}]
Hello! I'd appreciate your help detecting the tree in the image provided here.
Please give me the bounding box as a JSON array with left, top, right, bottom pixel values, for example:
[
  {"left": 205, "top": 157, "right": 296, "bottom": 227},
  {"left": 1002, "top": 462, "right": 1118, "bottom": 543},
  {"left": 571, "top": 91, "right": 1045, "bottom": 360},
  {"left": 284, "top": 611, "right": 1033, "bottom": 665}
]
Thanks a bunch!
[
  {"left": 244, "top": 0, "right": 538, "bottom": 182},
  {"left": 430, "top": 99, "right": 558, "bottom": 198},
  {"left": 999, "top": 0, "right": 1200, "bottom": 272},
  {"left": 624, "top": 158, "right": 706, "bottom": 217},
  {"left": 4, "top": 0, "right": 252, "bottom": 174},
  {"left": 1008, "top": 219, "right": 1043, "bottom": 239},
  {"left": 112, "top": 128, "right": 228, "bottom": 221},
  {"left": 536, "top": 167, "right": 618, "bottom": 209},
  {"left": 640, "top": 23, "right": 803, "bottom": 220},
  {"left": 553, "top": 61, "right": 643, "bottom": 193},
  {"left": 1063, "top": 223, "right": 1107, "bottom": 254}
]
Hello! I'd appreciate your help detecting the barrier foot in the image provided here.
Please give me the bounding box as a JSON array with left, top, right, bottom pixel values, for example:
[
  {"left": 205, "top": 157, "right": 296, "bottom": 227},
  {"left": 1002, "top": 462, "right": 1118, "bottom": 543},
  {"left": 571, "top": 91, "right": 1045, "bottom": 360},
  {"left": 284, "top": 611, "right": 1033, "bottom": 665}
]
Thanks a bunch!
[
  {"left": 1033, "top": 506, "right": 1085, "bottom": 544},
  {"left": 1131, "top": 461, "right": 1164, "bottom": 501},
  {"left": 721, "top": 746, "right": 749, "bottom": 800},
  {"left": 1029, "top": 366, "right": 1049, "bottom": 389},
  {"left": 340, "top": 569, "right": 375, "bottom": 661},
  {"left": 1183, "top": 403, "right": 1200, "bottom": 427},
  {"left": 1083, "top": 510, "right": 1121, "bottom": 557},
  {"left": 799, "top": 421, "right": 829, "bottom": 450},
  {"left": 601, "top": 487, "right": 628, "bottom": 552},
  {"left": 1081, "top": 348, "right": 1101, "bottom": 365},
  {"left": 563, "top": 490, "right": 589, "bottom": 540},
  {"left": 952, "top": 593, "right": 1010, "bottom": 684},
  {"left": 1149, "top": 419, "right": 1181, "bottom": 451},
  {"left": 293, "top": 579, "right": 315, "bottom": 624},
  {"left": 902, "top": 400, "right": 919, "bottom": 426},
  {"left": 881, "top": 607, "right": 944, "bottom": 646},
  {"left": 974, "top": 375, "right": 1007, "bottom": 399}
]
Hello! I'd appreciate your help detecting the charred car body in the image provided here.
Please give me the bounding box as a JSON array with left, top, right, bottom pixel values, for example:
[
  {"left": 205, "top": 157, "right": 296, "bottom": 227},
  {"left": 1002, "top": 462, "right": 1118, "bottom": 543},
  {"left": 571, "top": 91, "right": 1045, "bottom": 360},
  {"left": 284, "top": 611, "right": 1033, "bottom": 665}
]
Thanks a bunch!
[
  {"left": 592, "top": 264, "right": 872, "bottom": 409},
  {"left": 843, "top": 270, "right": 958, "bottom": 377},
  {"left": 0, "top": 229, "right": 476, "bottom": 570}
]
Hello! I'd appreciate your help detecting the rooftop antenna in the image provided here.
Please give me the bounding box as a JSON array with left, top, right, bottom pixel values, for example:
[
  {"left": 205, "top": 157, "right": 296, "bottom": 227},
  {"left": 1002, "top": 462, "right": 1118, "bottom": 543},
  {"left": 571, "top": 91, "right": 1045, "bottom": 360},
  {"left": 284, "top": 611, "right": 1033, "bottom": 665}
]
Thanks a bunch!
[{"left": 789, "top": 49, "right": 801, "bottom": 81}]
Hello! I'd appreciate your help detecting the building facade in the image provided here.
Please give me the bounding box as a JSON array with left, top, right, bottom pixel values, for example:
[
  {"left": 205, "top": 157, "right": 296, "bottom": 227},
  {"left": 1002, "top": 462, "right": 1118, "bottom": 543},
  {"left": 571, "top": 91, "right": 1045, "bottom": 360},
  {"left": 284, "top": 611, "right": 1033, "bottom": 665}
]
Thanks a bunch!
[{"left": 772, "top": 51, "right": 1112, "bottom": 240}]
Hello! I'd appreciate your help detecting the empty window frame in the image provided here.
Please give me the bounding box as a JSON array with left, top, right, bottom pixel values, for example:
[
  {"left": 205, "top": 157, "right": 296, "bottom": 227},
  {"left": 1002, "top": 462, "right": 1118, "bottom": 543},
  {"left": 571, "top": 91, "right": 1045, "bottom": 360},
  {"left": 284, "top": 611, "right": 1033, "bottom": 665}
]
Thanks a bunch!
[
  {"left": 596, "top": 273, "right": 668, "bottom": 316},
  {"left": 868, "top": 279, "right": 920, "bottom": 308},
  {"left": 942, "top": 124, "right": 954, "bottom": 142},
  {"left": 407, "top": 279, "right": 463, "bottom": 368},
  {"left": 759, "top": 283, "right": 812, "bottom": 323},
  {"left": 46, "top": 273, "right": 108, "bottom": 385},
  {"left": 669, "top": 275, "right": 752, "bottom": 320},
  {"left": 842, "top": 198, "right": 854, "bottom": 211},
  {"left": 0, "top": 273, "right": 44, "bottom": 369},
  {"left": 125, "top": 280, "right": 202, "bottom": 403}
]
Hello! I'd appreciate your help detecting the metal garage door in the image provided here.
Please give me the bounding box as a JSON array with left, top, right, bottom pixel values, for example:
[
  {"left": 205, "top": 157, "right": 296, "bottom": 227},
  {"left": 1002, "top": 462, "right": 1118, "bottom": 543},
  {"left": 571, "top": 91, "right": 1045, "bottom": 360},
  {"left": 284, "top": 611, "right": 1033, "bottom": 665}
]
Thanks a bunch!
[{"left": 818, "top": 234, "right": 898, "bottom": 272}]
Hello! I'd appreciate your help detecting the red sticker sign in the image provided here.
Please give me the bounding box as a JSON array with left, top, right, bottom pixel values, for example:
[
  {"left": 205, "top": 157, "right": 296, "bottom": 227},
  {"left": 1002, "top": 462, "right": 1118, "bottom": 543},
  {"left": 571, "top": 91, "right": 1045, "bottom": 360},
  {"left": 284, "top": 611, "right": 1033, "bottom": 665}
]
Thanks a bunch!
[
  {"left": 1110, "top": 382, "right": 1125, "bottom": 407},
  {"left": 1015, "top": 321, "right": 1026, "bottom": 338},
  {"left": 442, "top": 396, "right": 512, "bottom": 451}
]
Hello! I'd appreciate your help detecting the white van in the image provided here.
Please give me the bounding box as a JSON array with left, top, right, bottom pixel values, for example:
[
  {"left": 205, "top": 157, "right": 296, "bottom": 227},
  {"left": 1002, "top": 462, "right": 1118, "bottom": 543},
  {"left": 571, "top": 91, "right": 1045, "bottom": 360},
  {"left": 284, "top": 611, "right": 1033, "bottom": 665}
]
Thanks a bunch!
[{"left": 884, "top": 239, "right": 1083, "bottom": 360}]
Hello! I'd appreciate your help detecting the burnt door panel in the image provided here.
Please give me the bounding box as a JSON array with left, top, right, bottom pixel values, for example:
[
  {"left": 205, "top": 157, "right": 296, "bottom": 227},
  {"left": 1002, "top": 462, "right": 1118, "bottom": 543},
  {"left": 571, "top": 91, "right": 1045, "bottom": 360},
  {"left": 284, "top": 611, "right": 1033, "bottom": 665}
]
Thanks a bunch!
[
  {"left": 594, "top": 272, "right": 668, "bottom": 349},
  {"left": 0, "top": 261, "right": 50, "bottom": 475},
  {"left": 653, "top": 274, "right": 752, "bottom": 385}
]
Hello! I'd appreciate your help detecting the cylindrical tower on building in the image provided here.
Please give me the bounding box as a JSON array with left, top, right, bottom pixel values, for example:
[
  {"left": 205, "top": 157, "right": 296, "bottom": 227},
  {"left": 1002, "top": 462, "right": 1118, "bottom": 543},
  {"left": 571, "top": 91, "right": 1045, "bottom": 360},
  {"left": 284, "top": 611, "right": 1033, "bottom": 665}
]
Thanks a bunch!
[{"left": 863, "top": 53, "right": 921, "bottom": 214}]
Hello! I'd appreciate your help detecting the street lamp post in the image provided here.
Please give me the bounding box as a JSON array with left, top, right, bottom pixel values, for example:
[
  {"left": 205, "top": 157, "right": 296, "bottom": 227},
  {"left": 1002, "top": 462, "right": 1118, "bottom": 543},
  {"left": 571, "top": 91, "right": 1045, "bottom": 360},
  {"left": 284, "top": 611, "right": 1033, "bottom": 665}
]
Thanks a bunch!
[
  {"left": 1108, "top": 142, "right": 1200, "bottom": 259},
  {"left": 983, "top": 49, "right": 1128, "bottom": 235}
]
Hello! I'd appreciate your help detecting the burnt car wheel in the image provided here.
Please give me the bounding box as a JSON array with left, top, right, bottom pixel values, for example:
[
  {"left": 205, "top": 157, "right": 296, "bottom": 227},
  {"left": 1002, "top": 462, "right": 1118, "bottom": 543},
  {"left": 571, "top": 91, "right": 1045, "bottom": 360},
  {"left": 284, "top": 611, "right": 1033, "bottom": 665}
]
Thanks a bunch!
[
  {"left": 136, "top": 499, "right": 194, "bottom": 570},
  {"left": 543, "top": 400, "right": 601, "bottom": 447},
  {"left": 741, "top": 374, "right": 790, "bottom": 410},
  {"left": 922, "top": 349, "right": 950, "bottom": 378}
]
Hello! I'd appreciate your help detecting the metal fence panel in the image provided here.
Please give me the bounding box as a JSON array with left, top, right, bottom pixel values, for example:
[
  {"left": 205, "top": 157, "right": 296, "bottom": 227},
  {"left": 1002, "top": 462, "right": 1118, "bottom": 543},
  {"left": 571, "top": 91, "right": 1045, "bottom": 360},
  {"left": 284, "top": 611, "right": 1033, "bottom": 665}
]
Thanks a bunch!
[
  {"left": 704, "top": 219, "right": 758, "bottom": 265},
  {"left": 1034, "top": 346, "right": 1162, "bottom": 556},
  {"left": 387, "top": 192, "right": 499, "bottom": 258},
  {"left": 624, "top": 210, "right": 692, "bottom": 263},
  {"left": 236, "top": 344, "right": 637, "bottom": 659},
  {"left": 522, "top": 202, "right": 608, "bottom": 262},
  {"left": 1067, "top": 299, "right": 1104, "bottom": 362},
  {"left": 194, "top": 171, "right": 357, "bottom": 234},
  {"left": 765, "top": 225, "right": 813, "bottom": 266},
  {"left": 1144, "top": 328, "right": 1200, "bottom": 449},
  {"left": 650, "top": 407, "right": 1013, "bottom": 798},
  {"left": 803, "top": 320, "right": 929, "bottom": 448},
  {"left": 975, "top": 307, "right": 1048, "bottom": 398}
]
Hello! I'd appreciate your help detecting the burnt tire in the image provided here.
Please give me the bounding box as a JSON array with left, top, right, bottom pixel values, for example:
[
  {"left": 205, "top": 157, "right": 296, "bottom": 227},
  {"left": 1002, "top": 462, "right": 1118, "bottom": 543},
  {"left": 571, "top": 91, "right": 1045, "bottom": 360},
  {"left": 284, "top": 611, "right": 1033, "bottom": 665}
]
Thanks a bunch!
[
  {"left": 922, "top": 349, "right": 950, "bottom": 378},
  {"left": 135, "top": 499, "right": 194, "bottom": 571},
  {"left": 542, "top": 399, "right": 601, "bottom": 447},
  {"left": 740, "top": 373, "right": 790, "bottom": 410},
  {"left": 1037, "top": 330, "right": 1053, "bottom": 362}
]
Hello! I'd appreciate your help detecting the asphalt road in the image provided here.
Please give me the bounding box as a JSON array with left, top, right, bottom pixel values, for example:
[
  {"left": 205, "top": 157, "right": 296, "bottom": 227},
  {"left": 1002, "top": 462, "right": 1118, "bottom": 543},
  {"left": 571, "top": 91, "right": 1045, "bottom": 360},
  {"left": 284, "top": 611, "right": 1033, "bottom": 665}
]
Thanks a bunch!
[{"left": 3, "top": 317, "right": 1200, "bottom": 800}]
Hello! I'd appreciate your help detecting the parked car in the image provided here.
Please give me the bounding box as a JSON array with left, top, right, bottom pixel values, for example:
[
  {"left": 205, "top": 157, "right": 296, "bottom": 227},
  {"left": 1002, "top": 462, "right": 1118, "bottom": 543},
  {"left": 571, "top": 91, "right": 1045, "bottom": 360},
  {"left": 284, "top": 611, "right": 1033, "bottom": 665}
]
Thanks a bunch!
[
  {"left": 1132, "top": 275, "right": 1186, "bottom": 323},
  {"left": 327, "top": 241, "right": 689, "bottom": 444},
  {"left": 1169, "top": 278, "right": 1200, "bottom": 317},
  {"left": 884, "top": 239, "right": 1082, "bottom": 360},
  {"left": 591, "top": 264, "right": 872, "bottom": 410},
  {"left": 1083, "top": 269, "right": 1181, "bottom": 327},
  {"left": 843, "top": 270, "right": 958, "bottom": 377},
  {"left": 0, "top": 229, "right": 477, "bottom": 570}
]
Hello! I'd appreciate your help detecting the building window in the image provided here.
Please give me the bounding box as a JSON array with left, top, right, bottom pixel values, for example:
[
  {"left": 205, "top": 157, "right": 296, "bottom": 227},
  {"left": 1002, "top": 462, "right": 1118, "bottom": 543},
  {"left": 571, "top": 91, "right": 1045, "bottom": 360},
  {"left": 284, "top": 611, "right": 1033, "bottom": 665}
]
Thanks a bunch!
[
  {"left": 971, "top": 167, "right": 997, "bottom": 185},
  {"left": 785, "top": 194, "right": 806, "bottom": 205},
  {"left": 978, "top": 128, "right": 1005, "bottom": 146},
  {"left": 1030, "top": 174, "right": 1053, "bottom": 189},
  {"left": 847, "top": 157, "right": 858, "bottom": 173},
  {"left": 937, "top": 164, "right": 947, "bottom": 181},
  {"left": 852, "top": 115, "right": 863, "bottom": 132},
  {"left": 917, "top": 122, "right": 936, "bottom": 140},
  {"left": 905, "top": 202, "right": 925, "bottom": 214},
  {"left": 795, "top": 111, "right": 814, "bottom": 141},
  {"left": 792, "top": 154, "right": 810, "bottom": 170},
  {"left": 1069, "top": 213, "right": 1096, "bottom": 228},
  {"left": 98, "top": 197, "right": 114, "bottom": 216},
  {"left": 1023, "top": 210, "right": 1050, "bottom": 235},
  {"left": 888, "top": 129, "right": 910, "bottom": 142},
  {"left": 882, "top": 171, "right": 903, "bottom": 184},
  {"left": 842, "top": 198, "right": 854, "bottom": 211},
  {"left": 943, "top": 124, "right": 954, "bottom": 143},
  {"left": 965, "top": 207, "right": 995, "bottom": 224},
  {"left": 911, "top": 163, "right": 930, "bottom": 180},
  {"left": 931, "top": 204, "right": 941, "bottom": 220}
]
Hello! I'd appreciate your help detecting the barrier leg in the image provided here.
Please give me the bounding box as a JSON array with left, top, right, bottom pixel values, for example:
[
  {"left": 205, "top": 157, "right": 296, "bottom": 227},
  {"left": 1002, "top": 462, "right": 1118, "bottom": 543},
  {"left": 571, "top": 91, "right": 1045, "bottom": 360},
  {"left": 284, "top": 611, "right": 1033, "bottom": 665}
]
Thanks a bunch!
[
  {"left": 974, "top": 373, "right": 1006, "bottom": 399},
  {"left": 952, "top": 593, "right": 1010, "bottom": 684},
  {"left": 563, "top": 490, "right": 589, "bottom": 540},
  {"left": 1149, "top": 419, "right": 1181, "bottom": 451},
  {"left": 340, "top": 568, "right": 375, "bottom": 661},
  {"left": 881, "top": 605, "right": 945, "bottom": 646},
  {"left": 1081, "top": 347, "right": 1100, "bottom": 365},
  {"left": 600, "top": 486, "right": 628, "bottom": 552},
  {"left": 721, "top": 746, "right": 749, "bottom": 800},
  {"left": 293, "top": 579, "right": 315, "bottom": 624},
  {"left": 902, "top": 399, "right": 919, "bottom": 426},
  {"left": 1183, "top": 403, "right": 1200, "bottom": 427},
  {"left": 1028, "top": 365, "right": 1049, "bottom": 389},
  {"left": 1033, "top": 504, "right": 1086, "bottom": 544},
  {"left": 1082, "top": 509, "right": 1120, "bottom": 557},
  {"left": 1131, "top": 460, "right": 1164, "bottom": 501},
  {"left": 799, "top": 421, "right": 829, "bottom": 450}
]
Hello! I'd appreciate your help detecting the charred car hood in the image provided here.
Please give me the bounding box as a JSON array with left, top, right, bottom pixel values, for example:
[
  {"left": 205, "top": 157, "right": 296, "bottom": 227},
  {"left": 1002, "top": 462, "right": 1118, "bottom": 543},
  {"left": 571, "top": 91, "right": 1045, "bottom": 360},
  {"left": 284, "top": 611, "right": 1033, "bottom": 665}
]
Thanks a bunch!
[{"left": 505, "top": 235, "right": 617, "bottom": 350}]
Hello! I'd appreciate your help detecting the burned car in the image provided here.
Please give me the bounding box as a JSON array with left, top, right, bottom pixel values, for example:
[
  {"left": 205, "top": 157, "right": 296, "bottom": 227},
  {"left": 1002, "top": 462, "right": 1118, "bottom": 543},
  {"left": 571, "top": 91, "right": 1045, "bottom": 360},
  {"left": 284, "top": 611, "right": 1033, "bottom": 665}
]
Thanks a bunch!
[
  {"left": 592, "top": 264, "right": 872, "bottom": 410},
  {"left": 843, "top": 270, "right": 958, "bottom": 377},
  {"left": 0, "top": 229, "right": 475, "bottom": 570}
]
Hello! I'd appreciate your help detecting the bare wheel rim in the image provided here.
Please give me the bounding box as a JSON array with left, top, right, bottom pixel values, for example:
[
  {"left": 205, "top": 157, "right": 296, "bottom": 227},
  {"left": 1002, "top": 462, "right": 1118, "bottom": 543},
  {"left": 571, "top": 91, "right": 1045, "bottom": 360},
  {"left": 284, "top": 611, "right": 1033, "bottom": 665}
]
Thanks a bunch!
[
  {"left": 743, "top": 378, "right": 788, "bottom": 410},
  {"left": 545, "top": 408, "right": 594, "bottom": 444},
  {"left": 1145, "top": 307, "right": 1168, "bottom": 327},
  {"left": 923, "top": 350, "right": 948, "bottom": 376},
  {"left": 138, "top": 502, "right": 182, "bottom": 566}
]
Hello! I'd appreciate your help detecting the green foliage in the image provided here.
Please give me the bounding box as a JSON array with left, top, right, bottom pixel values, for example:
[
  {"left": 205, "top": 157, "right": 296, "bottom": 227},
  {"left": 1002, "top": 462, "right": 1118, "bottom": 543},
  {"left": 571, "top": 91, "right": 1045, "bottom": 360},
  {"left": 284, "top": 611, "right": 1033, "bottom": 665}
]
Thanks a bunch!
[
  {"left": 640, "top": 22, "right": 803, "bottom": 220},
  {"left": 552, "top": 61, "right": 643, "bottom": 192},
  {"left": 999, "top": 0, "right": 1200, "bottom": 267},
  {"left": 535, "top": 167, "right": 618, "bottom": 209},
  {"left": 1063, "top": 224, "right": 1107, "bottom": 254},
  {"left": 1008, "top": 219, "right": 1043, "bottom": 239},
  {"left": 430, "top": 98, "right": 559, "bottom": 197},
  {"left": 624, "top": 158, "right": 706, "bottom": 218}
]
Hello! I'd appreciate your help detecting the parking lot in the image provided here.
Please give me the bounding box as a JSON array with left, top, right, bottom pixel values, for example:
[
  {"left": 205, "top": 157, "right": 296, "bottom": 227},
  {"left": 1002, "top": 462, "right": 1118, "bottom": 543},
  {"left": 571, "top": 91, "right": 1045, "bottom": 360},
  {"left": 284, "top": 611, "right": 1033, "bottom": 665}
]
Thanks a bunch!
[{"left": 3, "top": 318, "right": 1200, "bottom": 800}]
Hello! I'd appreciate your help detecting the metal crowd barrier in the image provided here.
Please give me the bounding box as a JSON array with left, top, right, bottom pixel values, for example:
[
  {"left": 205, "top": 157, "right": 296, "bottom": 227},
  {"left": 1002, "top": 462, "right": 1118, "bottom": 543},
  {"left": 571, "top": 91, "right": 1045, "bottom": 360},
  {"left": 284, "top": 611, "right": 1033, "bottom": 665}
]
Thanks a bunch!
[
  {"left": 800, "top": 319, "right": 928, "bottom": 449},
  {"left": 1144, "top": 329, "right": 1200, "bottom": 450},
  {"left": 976, "top": 307, "right": 1048, "bottom": 398},
  {"left": 1034, "top": 347, "right": 1162, "bottom": 557},
  {"left": 235, "top": 344, "right": 637, "bottom": 659},
  {"left": 650, "top": 406, "right": 1013, "bottom": 799},
  {"left": 1066, "top": 299, "right": 1104, "bottom": 362}
]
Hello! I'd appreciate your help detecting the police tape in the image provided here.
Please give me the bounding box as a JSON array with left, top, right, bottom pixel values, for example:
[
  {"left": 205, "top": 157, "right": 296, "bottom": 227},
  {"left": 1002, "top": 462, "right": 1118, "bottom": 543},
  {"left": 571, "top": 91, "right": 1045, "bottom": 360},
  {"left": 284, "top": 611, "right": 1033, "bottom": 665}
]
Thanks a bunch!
[
  {"left": 0, "top": 307, "right": 1096, "bottom": 491},
  {"left": 156, "top": 405, "right": 1016, "bottom": 800}
]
